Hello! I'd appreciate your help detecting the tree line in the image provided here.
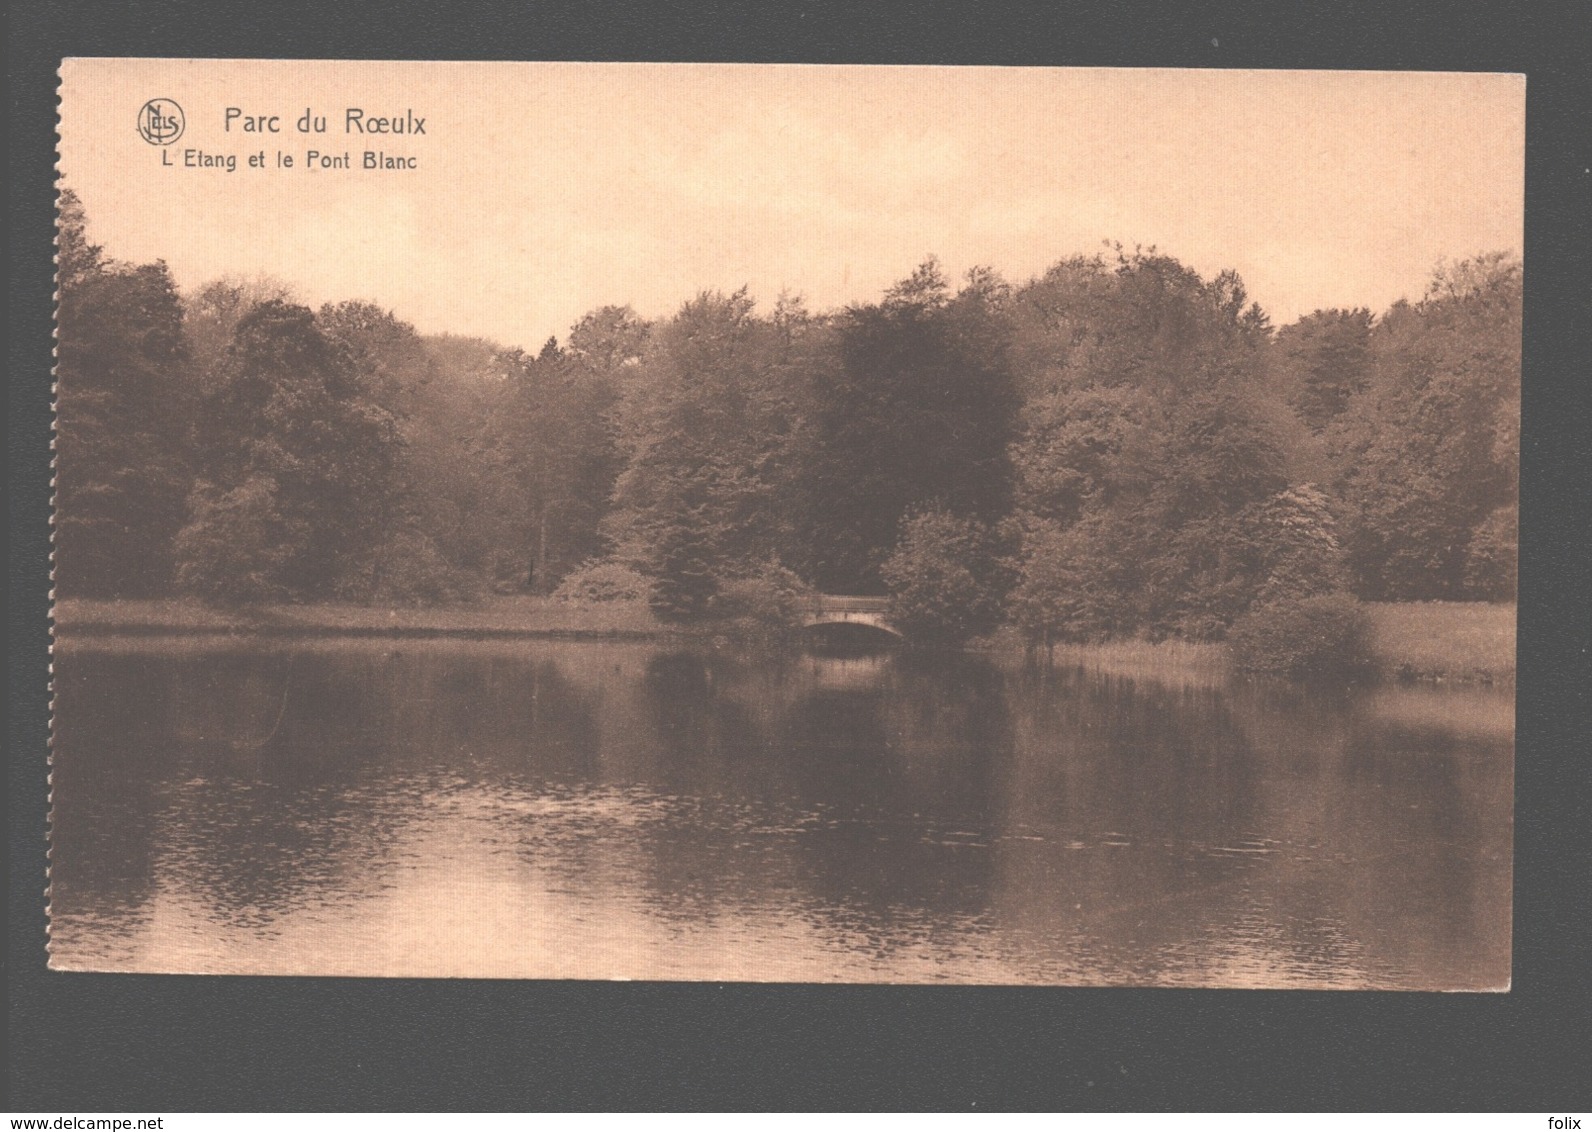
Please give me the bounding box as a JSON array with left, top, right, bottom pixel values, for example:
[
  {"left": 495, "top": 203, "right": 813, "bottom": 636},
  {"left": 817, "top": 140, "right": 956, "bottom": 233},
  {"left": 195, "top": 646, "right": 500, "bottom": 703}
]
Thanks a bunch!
[{"left": 55, "top": 190, "right": 1519, "bottom": 645}]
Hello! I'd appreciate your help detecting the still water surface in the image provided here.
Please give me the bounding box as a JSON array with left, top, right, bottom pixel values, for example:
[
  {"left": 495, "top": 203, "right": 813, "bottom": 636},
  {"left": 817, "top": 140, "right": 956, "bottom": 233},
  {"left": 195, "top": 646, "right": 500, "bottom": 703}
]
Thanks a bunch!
[{"left": 49, "top": 638, "right": 1512, "bottom": 986}]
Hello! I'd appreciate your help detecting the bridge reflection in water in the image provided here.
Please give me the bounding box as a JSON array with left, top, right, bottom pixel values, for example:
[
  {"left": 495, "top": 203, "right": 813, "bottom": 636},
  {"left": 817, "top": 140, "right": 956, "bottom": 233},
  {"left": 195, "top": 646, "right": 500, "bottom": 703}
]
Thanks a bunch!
[{"left": 806, "top": 650, "right": 894, "bottom": 692}]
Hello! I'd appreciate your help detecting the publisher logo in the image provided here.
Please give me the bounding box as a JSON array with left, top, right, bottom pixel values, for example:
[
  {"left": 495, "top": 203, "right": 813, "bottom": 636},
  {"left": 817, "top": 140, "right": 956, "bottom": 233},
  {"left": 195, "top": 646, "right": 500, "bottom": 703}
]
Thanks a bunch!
[{"left": 137, "top": 98, "right": 185, "bottom": 145}]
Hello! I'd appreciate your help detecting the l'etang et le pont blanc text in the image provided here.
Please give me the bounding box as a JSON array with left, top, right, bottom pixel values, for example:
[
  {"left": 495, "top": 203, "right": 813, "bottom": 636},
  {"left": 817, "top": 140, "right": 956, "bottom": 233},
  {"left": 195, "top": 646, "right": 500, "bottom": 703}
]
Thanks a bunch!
[{"left": 168, "top": 108, "right": 430, "bottom": 172}]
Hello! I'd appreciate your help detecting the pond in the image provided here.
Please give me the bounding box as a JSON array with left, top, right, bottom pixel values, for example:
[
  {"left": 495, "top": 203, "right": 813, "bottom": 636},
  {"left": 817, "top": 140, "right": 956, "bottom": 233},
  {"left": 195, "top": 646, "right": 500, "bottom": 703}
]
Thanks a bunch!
[{"left": 48, "top": 637, "right": 1513, "bottom": 987}]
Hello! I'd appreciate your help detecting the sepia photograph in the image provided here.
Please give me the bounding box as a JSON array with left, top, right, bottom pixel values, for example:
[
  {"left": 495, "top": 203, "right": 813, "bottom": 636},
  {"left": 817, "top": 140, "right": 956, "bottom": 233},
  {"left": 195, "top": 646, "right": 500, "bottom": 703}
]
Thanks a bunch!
[{"left": 50, "top": 60, "right": 1521, "bottom": 987}]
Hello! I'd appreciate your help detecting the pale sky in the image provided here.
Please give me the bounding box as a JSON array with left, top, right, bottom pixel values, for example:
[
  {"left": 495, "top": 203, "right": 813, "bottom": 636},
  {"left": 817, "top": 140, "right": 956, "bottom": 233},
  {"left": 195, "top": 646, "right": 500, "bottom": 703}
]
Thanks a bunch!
[{"left": 61, "top": 60, "right": 1524, "bottom": 351}]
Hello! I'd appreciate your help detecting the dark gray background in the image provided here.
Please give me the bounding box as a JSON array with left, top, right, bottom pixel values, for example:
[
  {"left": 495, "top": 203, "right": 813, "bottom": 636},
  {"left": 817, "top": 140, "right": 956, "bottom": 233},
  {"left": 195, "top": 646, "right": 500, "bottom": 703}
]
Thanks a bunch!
[{"left": 9, "top": 0, "right": 1590, "bottom": 1110}]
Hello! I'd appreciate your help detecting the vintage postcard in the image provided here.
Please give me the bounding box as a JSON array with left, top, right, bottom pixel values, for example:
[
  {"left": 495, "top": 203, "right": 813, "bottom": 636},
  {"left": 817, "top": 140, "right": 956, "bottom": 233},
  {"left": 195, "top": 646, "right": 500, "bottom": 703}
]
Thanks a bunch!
[{"left": 51, "top": 60, "right": 1519, "bottom": 985}]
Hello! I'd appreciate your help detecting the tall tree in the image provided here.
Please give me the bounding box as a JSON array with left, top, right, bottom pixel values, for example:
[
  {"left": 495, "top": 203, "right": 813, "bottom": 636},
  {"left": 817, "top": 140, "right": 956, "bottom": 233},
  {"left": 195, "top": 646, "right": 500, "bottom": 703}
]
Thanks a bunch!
[
  {"left": 317, "top": 300, "right": 437, "bottom": 416},
  {"left": 55, "top": 191, "right": 193, "bottom": 597},
  {"left": 314, "top": 301, "right": 497, "bottom": 599},
  {"left": 1274, "top": 307, "right": 1375, "bottom": 432},
  {"left": 566, "top": 304, "right": 650, "bottom": 375},
  {"left": 406, "top": 334, "right": 507, "bottom": 578},
  {"left": 1006, "top": 251, "right": 1293, "bottom": 641},
  {"left": 1328, "top": 253, "right": 1521, "bottom": 600},
  {"left": 606, "top": 289, "right": 814, "bottom": 617},
  {"left": 486, "top": 337, "right": 623, "bottom": 591},
  {"left": 183, "top": 275, "right": 297, "bottom": 392},
  {"left": 56, "top": 188, "right": 102, "bottom": 287},
  {"left": 804, "top": 259, "right": 1021, "bottom": 593},
  {"left": 176, "top": 300, "right": 400, "bottom": 601}
]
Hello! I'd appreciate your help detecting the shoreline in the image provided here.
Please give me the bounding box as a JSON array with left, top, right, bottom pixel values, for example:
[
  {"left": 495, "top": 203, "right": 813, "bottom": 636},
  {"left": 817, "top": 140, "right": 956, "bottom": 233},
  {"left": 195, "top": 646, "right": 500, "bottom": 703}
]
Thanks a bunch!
[
  {"left": 52, "top": 597, "right": 1515, "bottom": 685},
  {"left": 54, "top": 622, "right": 670, "bottom": 642},
  {"left": 51, "top": 595, "right": 670, "bottom": 641}
]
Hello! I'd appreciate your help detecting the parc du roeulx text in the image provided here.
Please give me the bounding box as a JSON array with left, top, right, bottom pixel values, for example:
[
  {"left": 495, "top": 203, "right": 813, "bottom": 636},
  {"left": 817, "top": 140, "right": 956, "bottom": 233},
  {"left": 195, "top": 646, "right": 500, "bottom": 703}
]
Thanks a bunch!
[{"left": 168, "top": 106, "right": 428, "bottom": 172}]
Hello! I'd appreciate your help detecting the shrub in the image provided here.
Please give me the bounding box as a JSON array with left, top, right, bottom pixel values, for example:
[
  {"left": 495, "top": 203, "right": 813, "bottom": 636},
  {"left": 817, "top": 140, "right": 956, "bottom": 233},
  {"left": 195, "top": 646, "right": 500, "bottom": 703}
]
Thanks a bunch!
[
  {"left": 646, "top": 518, "right": 718, "bottom": 622},
  {"left": 881, "top": 509, "right": 1005, "bottom": 648},
  {"left": 553, "top": 559, "right": 654, "bottom": 605},
  {"left": 1228, "top": 592, "right": 1371, "bottom": 678},
  {"left": 1007, "top": 518, "right": 1133, "bottom": 645},
  {"left": 369, "top": 529, "right": 483, "bottom": 605},
  {"left": 1243, "top": 483, "right": 1349, "bottom": 606},
  {"left": 173, "top": 476, "right": 308, "bottom": 605},
  {"left": 1464, "top": 503, "right": 1518, "bottom": 601},
  {"left": 710, "top": 560, "right": 812, "bottom": 631}
]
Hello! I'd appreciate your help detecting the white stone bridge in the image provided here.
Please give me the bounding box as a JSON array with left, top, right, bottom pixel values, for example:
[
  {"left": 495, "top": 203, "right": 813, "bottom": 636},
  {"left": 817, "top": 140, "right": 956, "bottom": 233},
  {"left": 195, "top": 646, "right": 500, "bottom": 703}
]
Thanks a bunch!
[{"left": 799, "top": 595, "right": 903, "bottom": 639}]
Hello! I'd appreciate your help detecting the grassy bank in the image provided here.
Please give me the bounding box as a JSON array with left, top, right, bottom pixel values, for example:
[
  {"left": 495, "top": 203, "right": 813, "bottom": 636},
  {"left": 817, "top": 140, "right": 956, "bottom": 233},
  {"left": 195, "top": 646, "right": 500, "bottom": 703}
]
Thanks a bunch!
[
  {"left": 54, "top": 596, "right": 1515, "bottom": 684},
  {"left": 1361, "top": 601, "right": 1515, "bottom": 684},
  {"left": 986, "top": 601, "right": 1515, "bottom": 686},
  {"left": 53, "top": 595, "right": 666, "bottom": 639}
]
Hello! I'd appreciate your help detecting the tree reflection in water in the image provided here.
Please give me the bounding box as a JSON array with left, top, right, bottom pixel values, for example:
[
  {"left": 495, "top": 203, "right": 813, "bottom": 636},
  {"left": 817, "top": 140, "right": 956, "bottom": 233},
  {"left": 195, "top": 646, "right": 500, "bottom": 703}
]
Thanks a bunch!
[{"left": 49, "top": 638, "right": 1511, "bottom": 986}]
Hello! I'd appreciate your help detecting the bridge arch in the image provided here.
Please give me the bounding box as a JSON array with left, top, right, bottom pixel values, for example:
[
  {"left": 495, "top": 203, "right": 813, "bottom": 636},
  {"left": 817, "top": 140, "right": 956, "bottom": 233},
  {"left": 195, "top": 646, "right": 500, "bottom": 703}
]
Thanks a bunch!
[{"left": 799, "top": 595, "right": 904, "bottom": 641}]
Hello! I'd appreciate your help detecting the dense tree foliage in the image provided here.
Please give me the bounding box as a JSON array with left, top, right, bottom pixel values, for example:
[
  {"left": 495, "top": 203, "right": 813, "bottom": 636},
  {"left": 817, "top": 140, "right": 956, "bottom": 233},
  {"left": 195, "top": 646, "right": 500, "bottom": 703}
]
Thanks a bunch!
[
  {"left": 55, "top": 191, "right": 193, "bottom": 597},
  {"left": 1326, "top": 254, "right": 1521, "bottom": 601},
  {"left": 805, "top": 259, "right": 1020, "bottom": 593},
  {"left": 313, "top": 301, "right": 483, "bottom": 601},
  {"left": 1274, "top": 307, "right": 1374, "bottom": 432},
  {"left": 1004, "top": 251, "right": 1304, "bottom": 642},
  {"left": 55, "top": 194, "right": 1518, "bottom": 637},
  {"left": 483, "top": 339, "right": 624, "bottom": 592},
  {"left": 881, "top": 508, "right": 1005, "bottom": 647},
  {"left": 605, "top": 289, "right": 820, "bottom": 618},
  {"left": 185, "top": 275, "right": 298, "bottom": 389},
  {"left": 177, "top": 299, "right": 401, "bottom": 600}
]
